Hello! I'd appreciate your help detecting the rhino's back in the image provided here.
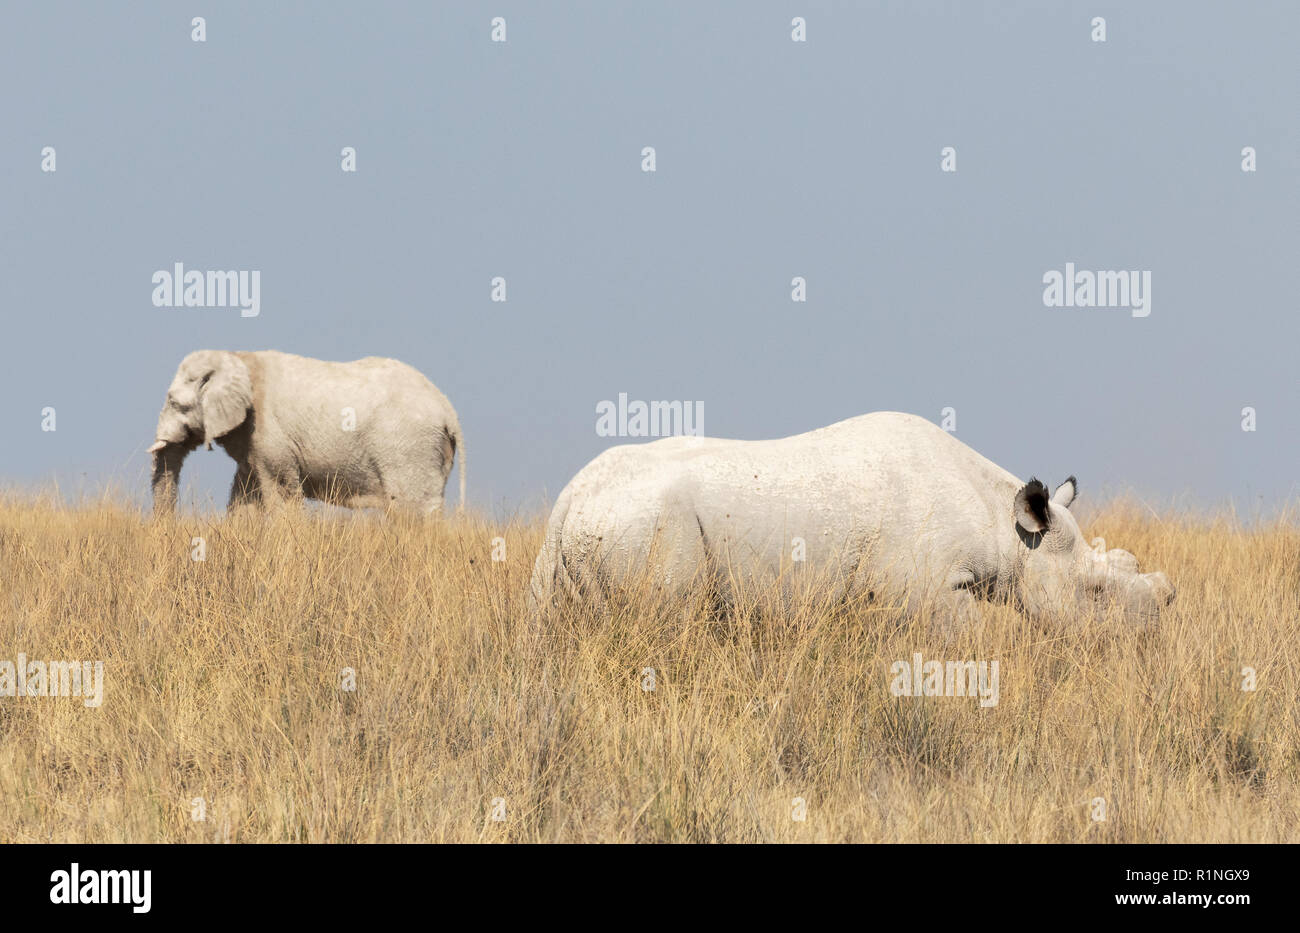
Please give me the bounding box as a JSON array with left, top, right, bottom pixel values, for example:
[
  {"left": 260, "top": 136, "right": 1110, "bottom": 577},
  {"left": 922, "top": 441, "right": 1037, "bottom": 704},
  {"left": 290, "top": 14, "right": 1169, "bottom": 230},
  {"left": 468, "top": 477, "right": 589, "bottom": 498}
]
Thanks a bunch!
[
  {"left": 557, "top": 412, "right": 1017, "bottom": 589},
  {"left": 622, "top": 411, "right": 1016, "bottom": 501}
]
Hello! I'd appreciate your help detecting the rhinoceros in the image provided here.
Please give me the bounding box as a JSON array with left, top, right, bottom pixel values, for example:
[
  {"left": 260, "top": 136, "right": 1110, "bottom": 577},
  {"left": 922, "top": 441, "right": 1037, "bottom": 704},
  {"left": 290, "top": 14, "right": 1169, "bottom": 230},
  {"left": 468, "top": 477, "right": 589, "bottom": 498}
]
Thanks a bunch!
[{"left": 528, "top": 411, "right": 1174, "bottom": 622}]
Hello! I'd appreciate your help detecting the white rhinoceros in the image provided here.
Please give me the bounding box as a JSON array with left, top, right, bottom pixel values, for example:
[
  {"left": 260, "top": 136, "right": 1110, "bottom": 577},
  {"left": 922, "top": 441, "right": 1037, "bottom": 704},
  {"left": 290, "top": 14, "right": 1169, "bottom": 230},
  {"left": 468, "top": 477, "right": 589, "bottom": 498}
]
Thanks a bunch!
[{"left": 529, "top": 411, "right": 1174, "bottom": 622}]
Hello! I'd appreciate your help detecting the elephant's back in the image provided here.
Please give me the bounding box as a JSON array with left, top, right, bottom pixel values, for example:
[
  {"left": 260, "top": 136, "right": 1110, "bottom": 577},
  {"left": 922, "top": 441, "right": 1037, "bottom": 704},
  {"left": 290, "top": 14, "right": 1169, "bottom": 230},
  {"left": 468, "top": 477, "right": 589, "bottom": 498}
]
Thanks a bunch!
[
  {"left": 259, "top": 352, "right": 447, "bottom": 402},
  {"left": 352, "top": 356, "right": 457, "bottom": 413}
]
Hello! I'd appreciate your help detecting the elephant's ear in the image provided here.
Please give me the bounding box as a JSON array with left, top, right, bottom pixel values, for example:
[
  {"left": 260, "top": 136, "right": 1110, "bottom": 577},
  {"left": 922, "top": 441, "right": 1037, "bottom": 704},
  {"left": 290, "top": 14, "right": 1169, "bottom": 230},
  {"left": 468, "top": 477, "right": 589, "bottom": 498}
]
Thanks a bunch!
[{"left": 201, "top": 353, "right": 252, "bottom": 446}]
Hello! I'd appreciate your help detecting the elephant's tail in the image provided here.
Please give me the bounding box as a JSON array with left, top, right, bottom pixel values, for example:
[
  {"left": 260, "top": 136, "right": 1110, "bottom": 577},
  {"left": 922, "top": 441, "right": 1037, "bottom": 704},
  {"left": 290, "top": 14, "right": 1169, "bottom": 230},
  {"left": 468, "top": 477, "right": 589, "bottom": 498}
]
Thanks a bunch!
[{"left": 454, "top": 422, "right": 467, "bottom": 512}]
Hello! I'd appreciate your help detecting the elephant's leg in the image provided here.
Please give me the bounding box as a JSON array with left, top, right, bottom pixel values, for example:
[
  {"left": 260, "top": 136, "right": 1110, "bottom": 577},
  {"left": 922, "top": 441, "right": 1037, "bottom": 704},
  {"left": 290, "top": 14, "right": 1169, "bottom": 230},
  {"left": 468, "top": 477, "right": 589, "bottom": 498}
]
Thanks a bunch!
[
  {"left": 342, "top": 493, "right": 394, "bottom": 511},
  {"left": 365, "top": 490, "right": 442, "bottom": 515},
  {"left": 380, "top": 453, "right": 447, "bottom": 515},
  {"left": 345, "top": 484, "right": 431, "bottom": 513},
  {"left": 252, "top": 463, "right": 294, "bottom": 510},
  {"left": 227, "top": 463, "right": 261, "bottom": 511}
]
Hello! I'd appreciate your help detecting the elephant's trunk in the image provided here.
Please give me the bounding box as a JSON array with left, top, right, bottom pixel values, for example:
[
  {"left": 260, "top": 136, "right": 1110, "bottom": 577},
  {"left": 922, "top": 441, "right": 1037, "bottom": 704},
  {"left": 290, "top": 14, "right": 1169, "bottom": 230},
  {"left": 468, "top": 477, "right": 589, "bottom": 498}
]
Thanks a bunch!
[{"left": 150, "top": 441, "right": 189, "bottom": 515}]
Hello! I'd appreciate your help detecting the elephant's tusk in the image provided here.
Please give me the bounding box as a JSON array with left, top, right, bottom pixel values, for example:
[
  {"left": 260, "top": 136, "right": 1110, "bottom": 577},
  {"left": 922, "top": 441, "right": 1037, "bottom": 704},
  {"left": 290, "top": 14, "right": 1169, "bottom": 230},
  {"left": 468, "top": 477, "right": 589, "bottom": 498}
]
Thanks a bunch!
[{"left": 147, "top": 440, "right": 167, "bottom": 453}]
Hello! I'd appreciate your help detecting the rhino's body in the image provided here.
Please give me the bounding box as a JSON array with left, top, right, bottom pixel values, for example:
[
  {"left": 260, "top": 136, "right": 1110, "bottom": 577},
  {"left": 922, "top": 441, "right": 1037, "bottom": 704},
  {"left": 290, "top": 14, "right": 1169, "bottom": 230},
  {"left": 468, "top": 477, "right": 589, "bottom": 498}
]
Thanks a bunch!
[{"left": 529, "top": 412, "right": 1173, "bottom": 621}]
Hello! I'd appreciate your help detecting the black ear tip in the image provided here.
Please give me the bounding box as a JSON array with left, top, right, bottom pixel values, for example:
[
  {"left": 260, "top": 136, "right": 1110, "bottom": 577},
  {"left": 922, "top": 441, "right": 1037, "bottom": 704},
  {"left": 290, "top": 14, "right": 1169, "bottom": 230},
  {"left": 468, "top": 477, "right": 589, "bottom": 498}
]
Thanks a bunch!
[
  {"left": 1020, "top": 477, "right": 1051, "bottom": 528},
  {"left": 1065, "top": 474, "right": 1078, "bottom": 488}
]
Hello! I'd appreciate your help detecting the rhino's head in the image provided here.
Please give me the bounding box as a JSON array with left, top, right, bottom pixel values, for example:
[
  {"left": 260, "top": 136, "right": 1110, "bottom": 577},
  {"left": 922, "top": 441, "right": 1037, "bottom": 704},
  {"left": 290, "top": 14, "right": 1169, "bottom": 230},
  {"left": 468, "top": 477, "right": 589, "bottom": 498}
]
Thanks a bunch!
[{"left": 1012, "top": 477, "right": 1174, "bottom": 621}]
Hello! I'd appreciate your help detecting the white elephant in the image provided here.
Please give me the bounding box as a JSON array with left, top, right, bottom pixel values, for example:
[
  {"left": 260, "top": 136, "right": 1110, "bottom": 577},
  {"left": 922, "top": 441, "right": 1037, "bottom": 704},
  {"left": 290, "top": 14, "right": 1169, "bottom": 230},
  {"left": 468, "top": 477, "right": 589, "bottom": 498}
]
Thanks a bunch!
[
  {"left": 529, "top": 411, "right": 1174, "bottom": 623},
  {"left": 148, "top": 350, "right": 466, "bottom": 514}
]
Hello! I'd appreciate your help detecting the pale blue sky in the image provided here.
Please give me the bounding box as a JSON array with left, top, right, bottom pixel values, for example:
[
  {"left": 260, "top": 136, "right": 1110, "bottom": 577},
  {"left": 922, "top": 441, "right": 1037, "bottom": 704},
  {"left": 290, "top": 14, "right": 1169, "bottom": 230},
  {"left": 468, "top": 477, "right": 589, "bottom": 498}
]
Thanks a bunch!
[{"left": 2, "top": 2, "right": 1296, "bottom": 517}]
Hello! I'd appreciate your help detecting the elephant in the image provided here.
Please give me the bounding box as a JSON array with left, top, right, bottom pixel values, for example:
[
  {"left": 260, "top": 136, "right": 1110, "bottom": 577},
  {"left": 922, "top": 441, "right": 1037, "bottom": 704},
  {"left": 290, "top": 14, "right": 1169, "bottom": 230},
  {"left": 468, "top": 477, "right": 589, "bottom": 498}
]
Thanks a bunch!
[
  {"left": 148, "top": 350, "right": 466, "bottom": 515},
  {"left": 529, "top": 411, "right": 1174, "bottom": 624}
]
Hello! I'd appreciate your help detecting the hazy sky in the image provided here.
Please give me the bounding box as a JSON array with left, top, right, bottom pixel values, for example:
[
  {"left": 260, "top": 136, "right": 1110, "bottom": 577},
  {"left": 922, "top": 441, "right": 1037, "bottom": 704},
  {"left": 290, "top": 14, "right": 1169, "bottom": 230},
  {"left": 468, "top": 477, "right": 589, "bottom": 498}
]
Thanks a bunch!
[{"left": 2, "top": 2, "right": 1296, "bottom": 518}]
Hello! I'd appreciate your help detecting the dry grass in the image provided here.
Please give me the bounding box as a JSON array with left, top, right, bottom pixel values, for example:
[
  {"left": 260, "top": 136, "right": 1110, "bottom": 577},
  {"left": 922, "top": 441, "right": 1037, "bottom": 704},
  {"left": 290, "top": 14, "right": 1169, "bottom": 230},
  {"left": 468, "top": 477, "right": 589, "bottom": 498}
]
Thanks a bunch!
[{"left": 0, "top": 493, "right": 1296, "bottom": 843}]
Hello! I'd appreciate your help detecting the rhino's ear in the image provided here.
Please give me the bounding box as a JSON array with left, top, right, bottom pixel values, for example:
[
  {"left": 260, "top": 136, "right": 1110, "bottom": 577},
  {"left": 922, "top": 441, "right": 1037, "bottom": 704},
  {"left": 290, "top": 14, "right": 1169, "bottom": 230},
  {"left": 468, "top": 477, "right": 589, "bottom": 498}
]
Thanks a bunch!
[
  {"left": 1052, "top": 476, "right": 1077, "bottom": 509},
  {"left": 1014, "top": 478, "right": 1051, "bottom": 533}
]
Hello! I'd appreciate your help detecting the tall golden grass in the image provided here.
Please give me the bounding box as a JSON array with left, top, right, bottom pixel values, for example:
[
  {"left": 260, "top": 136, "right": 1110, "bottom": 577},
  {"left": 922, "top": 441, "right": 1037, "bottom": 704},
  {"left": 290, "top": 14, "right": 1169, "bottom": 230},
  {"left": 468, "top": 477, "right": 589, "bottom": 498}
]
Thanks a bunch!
[{"left": 0, "top": 493, "right": 1296, "bottom": 842}]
